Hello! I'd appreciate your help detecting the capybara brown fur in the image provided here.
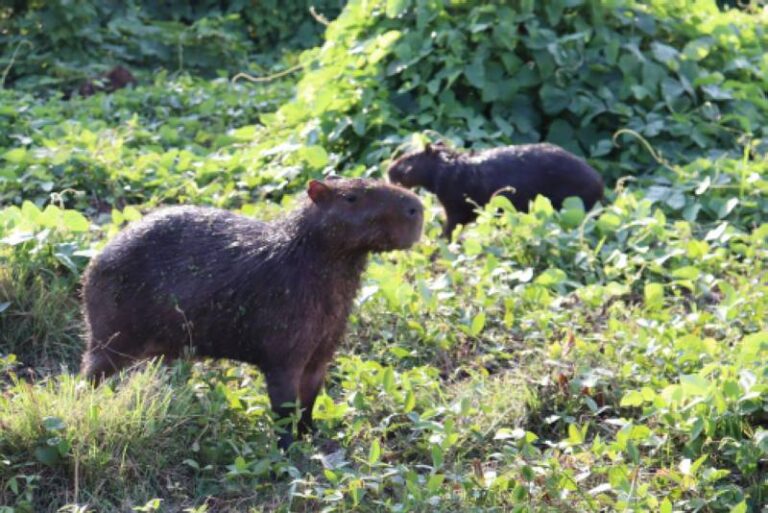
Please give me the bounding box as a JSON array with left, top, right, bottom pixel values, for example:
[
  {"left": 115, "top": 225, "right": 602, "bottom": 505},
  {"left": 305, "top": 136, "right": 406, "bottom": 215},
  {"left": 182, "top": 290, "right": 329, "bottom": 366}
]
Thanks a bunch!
[
  {"left": 388, "top": 142, "right": 604, "bottom": 238},
  {"left": 77, "top": 65, "right": 137, "bottom": 97},
  {"left": 80, "top": 178, "right": 423, "bottom": 448}
]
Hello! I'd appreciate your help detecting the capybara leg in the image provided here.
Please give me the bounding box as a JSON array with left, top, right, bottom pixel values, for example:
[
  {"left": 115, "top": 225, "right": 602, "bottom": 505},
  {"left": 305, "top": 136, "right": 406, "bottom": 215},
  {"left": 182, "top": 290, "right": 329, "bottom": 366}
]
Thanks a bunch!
[
  {"left": 265, "top": 369, "right": 302, "bottom": 450},
  {"left": 81, "top": 348, "right": 126, "bottom": 384},
  {"left": 298, "top": 362, "right": 329, "bottom": 436},
  {"left": 443, "top": 218, "right": 457, "bottom": 240}
]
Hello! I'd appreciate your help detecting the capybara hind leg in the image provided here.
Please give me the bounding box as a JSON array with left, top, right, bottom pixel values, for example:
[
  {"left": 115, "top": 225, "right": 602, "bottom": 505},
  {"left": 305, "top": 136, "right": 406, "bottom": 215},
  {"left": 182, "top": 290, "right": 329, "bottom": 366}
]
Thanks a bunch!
[{"left": 265, "top": 369, "right": 302, "bottom": 450}]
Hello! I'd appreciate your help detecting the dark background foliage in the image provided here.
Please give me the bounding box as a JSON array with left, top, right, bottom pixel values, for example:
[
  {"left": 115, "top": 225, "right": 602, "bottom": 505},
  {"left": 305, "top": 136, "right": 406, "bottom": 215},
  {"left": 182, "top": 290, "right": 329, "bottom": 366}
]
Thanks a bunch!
[{"left": 0, "top": 0, "right": 345, "bottom": 90}]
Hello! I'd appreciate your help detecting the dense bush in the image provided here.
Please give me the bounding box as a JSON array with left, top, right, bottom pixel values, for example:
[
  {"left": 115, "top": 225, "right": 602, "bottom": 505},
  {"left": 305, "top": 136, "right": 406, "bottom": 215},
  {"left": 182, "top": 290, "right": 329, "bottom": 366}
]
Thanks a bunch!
[
  {"left": 0, "top": 0, "right": 345, "bottom": 90},
  {"left": 251, "top": 0, "right": 768, "bottom": 184}
]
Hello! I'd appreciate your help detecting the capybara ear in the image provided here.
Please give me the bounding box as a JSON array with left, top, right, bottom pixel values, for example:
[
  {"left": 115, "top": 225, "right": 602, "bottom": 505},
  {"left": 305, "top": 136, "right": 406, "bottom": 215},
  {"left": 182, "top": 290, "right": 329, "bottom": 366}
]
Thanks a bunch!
[{"left": 307, "top": 180, "right": 332, "bottom": 204}]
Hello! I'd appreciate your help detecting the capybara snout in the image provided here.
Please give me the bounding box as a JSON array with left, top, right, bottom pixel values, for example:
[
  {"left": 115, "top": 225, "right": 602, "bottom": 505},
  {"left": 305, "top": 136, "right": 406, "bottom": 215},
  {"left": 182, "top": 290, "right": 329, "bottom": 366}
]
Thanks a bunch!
[
  {"left": 375, "top": 190, "right": 424, "bottom": 251},
  {"left": 311, "top": 178, "right": 424, "bottom": 252}
]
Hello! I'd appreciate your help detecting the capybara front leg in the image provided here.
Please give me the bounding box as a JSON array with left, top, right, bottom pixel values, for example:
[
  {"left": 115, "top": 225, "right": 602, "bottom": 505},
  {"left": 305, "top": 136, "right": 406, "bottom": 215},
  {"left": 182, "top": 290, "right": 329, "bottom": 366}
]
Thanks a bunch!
[
  {"left": 298, "top": 361, "right": 329, "bottom": 436},
  {"left": 443, "top": 218, "right": 459, "bottom": 239},
  {"left": 265, "top": 368, "right": 302, "bottom": 450}
]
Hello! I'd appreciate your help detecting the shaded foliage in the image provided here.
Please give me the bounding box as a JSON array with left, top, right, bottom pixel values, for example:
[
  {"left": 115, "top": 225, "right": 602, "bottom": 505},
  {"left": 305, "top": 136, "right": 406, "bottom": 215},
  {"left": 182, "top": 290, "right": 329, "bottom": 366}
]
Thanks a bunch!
[{"left": 0, "top": 0, "right": 345, "bottom": 90}]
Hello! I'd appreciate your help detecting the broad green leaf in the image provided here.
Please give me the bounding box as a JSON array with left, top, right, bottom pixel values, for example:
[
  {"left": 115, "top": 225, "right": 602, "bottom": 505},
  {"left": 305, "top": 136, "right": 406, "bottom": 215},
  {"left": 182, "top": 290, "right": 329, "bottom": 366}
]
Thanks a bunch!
[
  {"left": 597, "top": 212, "right": 621, "bottom": 234},
  {"left": 123, "top": 206, "right": 142, "bottom": 222},
  {"left": 671, "top": 266, "right": 700, "bottom": 280},
  {"left": 62, "top": 210, "right": 90, "bottom": 232},
  {"left": 299, "top": 145, "right": 329, "bottom": 169},
  {"left": 426, "top": 474, "right": 445, "bottom": 494},
  {"left": 431, "top": 443, "right": 443, "bottom": 468},
  {"left": 620, "top": 390, "right": 643, "bottom": 407},
  {"left": 680, "top": 374, "right": 710, "bottom": 396},
  {"left": 644, "top": 283, "right": 664, "bottom": 309},
  {"left": 730, "top": 502, "right": 747, "bottom": 513},
  {"left": 740, "top": 331, "right": 768, "bottom": 364},
  {"left": 21, "top": 201, "right": 42, "bottom": 224},
  {"left": 469, "top": 312, "right": 485, "bottom": 336},
  {"left": 3, "top": 147, "right": 27, "bottom": 164},
  {"left": 535, "top": 268, "right": 566, "bottom": 287},
  {"left": 385, "top": 0, "right": 409, "bottom": 18},
  {"left": 368, "top": 439, "right": 381, "bottom": 465},
  {"left": 568, "top": 423, "right": 584, "bottom": 444}
]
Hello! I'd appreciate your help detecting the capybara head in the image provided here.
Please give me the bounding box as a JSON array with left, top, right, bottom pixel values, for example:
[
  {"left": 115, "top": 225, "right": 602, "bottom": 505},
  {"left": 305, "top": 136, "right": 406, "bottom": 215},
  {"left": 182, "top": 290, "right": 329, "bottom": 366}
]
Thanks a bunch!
[
  {"left": 387, "top": 143, "right": 447, "bottom": 190},
  {"left": 105, "top": 65, "right": 137, "bottom": 92},
  {"left": 306, "top": 178, "right": 423, "bottom": 253}
]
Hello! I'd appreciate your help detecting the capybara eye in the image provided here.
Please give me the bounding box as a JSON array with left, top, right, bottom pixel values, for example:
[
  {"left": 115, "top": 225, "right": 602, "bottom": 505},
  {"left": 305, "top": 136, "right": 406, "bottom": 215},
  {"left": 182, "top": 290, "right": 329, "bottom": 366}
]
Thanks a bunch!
[{"left": 346, "top": 195, "right": 357, "bottom": 204}]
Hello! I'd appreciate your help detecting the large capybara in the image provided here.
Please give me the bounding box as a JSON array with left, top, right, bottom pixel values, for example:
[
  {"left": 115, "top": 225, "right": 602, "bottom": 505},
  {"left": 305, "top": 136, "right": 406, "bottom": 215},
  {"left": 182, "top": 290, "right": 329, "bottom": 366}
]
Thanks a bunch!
[
  {"left": 388, "top": 142, "right": 604, "bottom": 238},
  {"left": 80, "top": 178, "right": 423, "bottom": 448},
  {"left": 77, "top": 65, "right": 137, "bottom": 97}
]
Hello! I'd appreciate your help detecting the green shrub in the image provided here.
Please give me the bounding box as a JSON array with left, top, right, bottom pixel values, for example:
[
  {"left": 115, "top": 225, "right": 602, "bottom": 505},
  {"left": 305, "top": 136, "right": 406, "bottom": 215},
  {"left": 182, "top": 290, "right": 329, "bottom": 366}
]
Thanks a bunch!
[
  {"left": 251, "top": 0, "right": 768, "bottom": 187},
  {"left": 0, "top": 0, "right": 346, "bottom": 90}
]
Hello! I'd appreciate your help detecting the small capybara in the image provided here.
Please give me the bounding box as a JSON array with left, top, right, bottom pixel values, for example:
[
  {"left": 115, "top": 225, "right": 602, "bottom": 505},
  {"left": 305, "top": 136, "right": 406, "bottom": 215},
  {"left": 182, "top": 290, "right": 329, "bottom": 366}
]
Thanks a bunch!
[
  {"left": 388, "top": 142, "right": 604, "bottom": 238},
  {"left": 77, "top": 65, "right": 137, "bottom": 97},
  {"left": 80, "top": 178, "right": 423, "bottom": 448}
]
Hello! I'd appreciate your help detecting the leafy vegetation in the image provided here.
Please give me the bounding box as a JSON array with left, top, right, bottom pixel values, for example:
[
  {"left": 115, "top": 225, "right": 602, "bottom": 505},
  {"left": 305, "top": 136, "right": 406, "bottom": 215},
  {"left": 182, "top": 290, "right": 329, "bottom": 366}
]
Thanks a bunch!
[
  {"left": 1, "top": 0, "right": 767, "bottom": 512},
  {"left": 1, "top": 0, "right": 344, "bottom": 90}
]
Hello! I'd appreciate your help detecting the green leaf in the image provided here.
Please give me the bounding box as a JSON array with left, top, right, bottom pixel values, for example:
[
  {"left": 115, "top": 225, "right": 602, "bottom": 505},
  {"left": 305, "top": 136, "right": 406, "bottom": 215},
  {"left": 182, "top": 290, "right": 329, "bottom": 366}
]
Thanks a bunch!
[
  {"left": 620, "top": 390, "right": 643, "bottom": 407},
  {"left": 535, "top": 268, "right": 566, "bottom": 287},
  {"left": 123, "top": 206, "right": 142, "bottom": 222},
  {"left": 381, "top": 367, "right": 395, "bottom": 394},
  {"left": 730, "top": 501, "right": 747, "bottom": 513},
  {"left": 651, "top": 42, "right": 680, "bottom": 67},
  {"left": 3, "top": 147, "right": 27, "bottom": 164},
  {"left": 299, "top": 145, "right": 329, "bottom": 169},
  {"left": 21, "top": 201, "right": 42, "bottom": 224},
  {"left": 426, "top": 473, "right": 445, "bottom": 494},
  {"left": 547, "top": 119, "right": 576, "bottom": 151},
  {"left": 539, "top": 84, "right": 571, "bottom": 114},
  {"left": 567, "top": 423, "right": 584, "bottom": 444},
  {"left": 62, "top": 210, "right": 90, "bottom": 232},
  {"left": 560, "top": 196, "right": 586, "bottom": 227},
  {"left": 660, "top": 498, "right": 673, "bottom": 513},
  {"left": 512, "top": 484, "right": 527, "bottom": 501},
  {"left": 469, "top": 312, "right": 485, "bottom": 336},
  {"left": 403, "top": 389, "right": 416, "bottom": 412},
  {"left": 644, "top": 283, "right": 664, "bottom": 310},
  {"left": 42, "top": 416, "right": 65, "bottom": 431},
  {"left": 596, "top": 212, "right": 621, "bottom": 235},
  {"left": 431, "top": 443, "right": 443, "bottom": 468},
  {"left": 680, "top": 374, "right": 710, "bottom": 396},
  {"left": 521, "top": 465, "right": 534, "bottom": 481},
  {"left": 671, "top": 266, "right": 700, "bottom": 280},
  {"left": 34, "top": 445, "right": 60, "bottom": 466},
  {"left": 368, "top": 439, "right": 381, "bottom": 465},
  {"left": 385, "top": 0, "right": 409, "bottom": 18},
  {"left": 464, "top": 56, "right": 485, "bottom": 89},
  {"left": 739, "top": 331, "right": 768, "bottom": 364}
]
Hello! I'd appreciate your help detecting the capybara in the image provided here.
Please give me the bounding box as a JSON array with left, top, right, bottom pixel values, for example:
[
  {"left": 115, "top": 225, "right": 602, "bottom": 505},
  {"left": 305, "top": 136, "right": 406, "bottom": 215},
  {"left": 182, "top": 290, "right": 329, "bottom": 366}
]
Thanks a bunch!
[
  {"left": 77, "top": 65, "right": 137, "bottom": 97},
  {"left": 388, "top": 142, "right": 604, "bottom": 238},
  {"left": 80, "top": 178, "right": 423, "bottom": 448}
]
